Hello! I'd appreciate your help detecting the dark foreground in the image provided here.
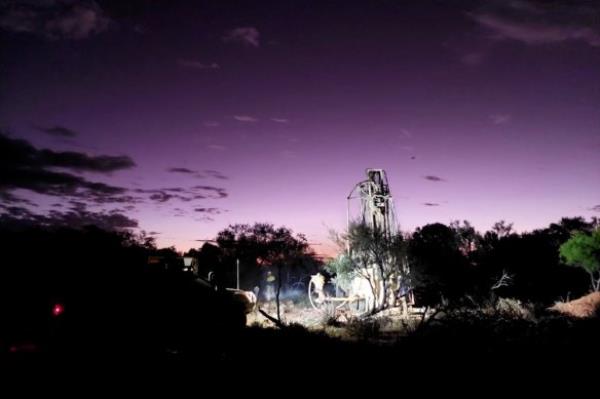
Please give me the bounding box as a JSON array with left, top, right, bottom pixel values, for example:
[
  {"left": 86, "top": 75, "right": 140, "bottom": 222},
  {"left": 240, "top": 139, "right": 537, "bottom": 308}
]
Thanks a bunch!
[{"left": 6, "top": 308, "right": 600, "bottom": 385}]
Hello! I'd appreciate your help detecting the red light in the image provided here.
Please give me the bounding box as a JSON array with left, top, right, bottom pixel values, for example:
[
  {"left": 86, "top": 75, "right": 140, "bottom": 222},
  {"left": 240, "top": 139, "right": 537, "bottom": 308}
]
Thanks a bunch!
[{"left": 52, "top": 303, "right": 64, "bottom": 317}]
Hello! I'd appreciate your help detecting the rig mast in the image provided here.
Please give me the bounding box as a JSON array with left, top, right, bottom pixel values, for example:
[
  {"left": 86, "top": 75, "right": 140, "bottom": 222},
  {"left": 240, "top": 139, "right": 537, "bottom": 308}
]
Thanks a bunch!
[{"left": 347, "top": 168, "right": 397, "bottom": 239}]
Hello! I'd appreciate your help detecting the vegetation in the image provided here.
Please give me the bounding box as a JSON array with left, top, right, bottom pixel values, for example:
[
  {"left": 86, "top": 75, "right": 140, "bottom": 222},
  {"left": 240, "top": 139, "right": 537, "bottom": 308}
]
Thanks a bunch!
[
  {"left": 2, "top": 213, "right": 600, "bottom": 365},
  {"left": 327, "top": 222, "right": 409, "bottom": 313},
  {"left": 560, "top": 229, "right": 600, "bottom": 291},
  {"left": 203, "top": 223, "right": 321, "bottom": 321}
]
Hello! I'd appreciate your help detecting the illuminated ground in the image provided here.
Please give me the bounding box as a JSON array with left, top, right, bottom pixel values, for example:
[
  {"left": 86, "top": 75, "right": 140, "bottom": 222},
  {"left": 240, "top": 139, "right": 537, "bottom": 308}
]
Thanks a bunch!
[{"left": 248, "top": 300, "right": 428, "bottom": 343}]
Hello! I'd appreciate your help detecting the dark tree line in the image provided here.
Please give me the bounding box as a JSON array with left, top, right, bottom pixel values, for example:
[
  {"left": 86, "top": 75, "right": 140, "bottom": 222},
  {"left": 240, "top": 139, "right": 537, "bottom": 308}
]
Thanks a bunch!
[
  {"left": 409, "top": 217, "right": 600, "bottom": 306},
  {"left": 2, "top": 211, "right": 598, "bottom": 352}
]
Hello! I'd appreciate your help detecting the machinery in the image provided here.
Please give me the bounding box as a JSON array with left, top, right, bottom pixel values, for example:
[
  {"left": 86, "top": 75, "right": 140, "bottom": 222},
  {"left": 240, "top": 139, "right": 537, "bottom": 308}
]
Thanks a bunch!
[
  {"left": 347, "top": 168, "right": 397, "bottom": 239},
  {"left": 308, "top": 168, "right": 411, "bottom": 315}
]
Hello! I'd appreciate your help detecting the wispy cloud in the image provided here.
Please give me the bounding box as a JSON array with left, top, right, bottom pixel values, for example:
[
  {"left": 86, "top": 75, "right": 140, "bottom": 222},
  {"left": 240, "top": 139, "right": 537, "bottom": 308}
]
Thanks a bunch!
[
  {"left": 172, "top": 207, "right": 186, "bottom": 217},
  {"left": 177, "top": 59, "right": 220, "bottom": 70},
  {"left": 424, "top": 175, "right": 445, "bottom": 182},
  {"left": 399, "top": 129, "right": 412, "bottom": 139},
  {"left": 36, "top": 125, "right": 78, "bottom": 138},
  {"left": 423, "top": 202, "right": 440, "bottom": 207},
  {"left": 469, "top": 1, "right": 600, "bottom": 47},
  {"left": 271, "top": 118, "right": 289, "bottom": 124},
  {"left": 167, "top": 167, "right": 227, "bottom": 180},
  {"left": 233, "top": 115, "right": 259, "bottom": 123},
  {"left": 135, "top": 185, "right": 228, "bottom": 202},
  {"left": 222, "top": 26, "right": 260, "bottom": 47},
  {"left": 0, "top": 0, "right": 112, "bottom": 40},
  {"left": 203, "top": 121, "right": 220, "bottom": 127},
  {"left": 194, "top": 207, "right": 222, "bottom": 215},
  {"left": 0, "top": 205, "right": 138, "bottom": 231},
  {"left": 167, "top": 167, "right": 196, "bottom": 174},
  {"left": 191, "top": 185, "right": 227, "bottom": 199},
  {"left": 204, "top": 170, "right": 228, "bottom": 180},
  {"left": 490, "top": 113, "right": 512, "bottom": 125},
  {"left": 591, "top": 205, "right": 600, "bottom": 212}
]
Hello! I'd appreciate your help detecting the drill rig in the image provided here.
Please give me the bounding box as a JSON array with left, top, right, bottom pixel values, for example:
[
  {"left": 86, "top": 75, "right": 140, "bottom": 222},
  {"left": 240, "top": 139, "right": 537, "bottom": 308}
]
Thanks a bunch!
[
  {"left": 308, "top": 169, "right": 411, "bottom": 315},
  {"left": 347, "top": 168, "right": 397, "bottom": 239}
]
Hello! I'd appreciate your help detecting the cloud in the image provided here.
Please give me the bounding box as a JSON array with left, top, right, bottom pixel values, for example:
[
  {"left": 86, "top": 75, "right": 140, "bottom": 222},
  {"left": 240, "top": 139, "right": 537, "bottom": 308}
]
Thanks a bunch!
[
  {"left": 591, "top": 205, "right": 600, "bottom": 212},
  {"left": 271, "top": 118, "right": 289, "bottom": 124},
  {"left": 172, "top": 207, "right": 186, "bottom": 217},
  {"left": 167, "top": 167, "right": 227, "bottom": 180},
  {"left": 167, "top": 167, "right": 196, "bottom": 174},
  {"left": 207, "top": 144, "right": 226, "bottom": 151},
  {"left": 0, "top": 204, "right": 138, "bottom": 231},
  {"left": 222, "top": 26, "right": 260, "bottom": 47},
  {"left": 233, "top": 115, "right": 259, "bottom": 123},
  {"left": 490, "top": 114, "right": 512, "bottom": 125},
  {"left": 166, "top": 167, "right": 226, "bottom": 180},
  {"left": 0, "top": 133, "right": 135, "bottom": 173},
  {"left": 399, "top": 129, "right": 412, "bottom": 139},
  {"left": 424, "top": 175, "right": 445, "bottom": 182},
  {"left": 134, "top": 188, "right": 193, "bottom": 203},
  {"left": 38, "top": 149, "right": 135, "bottom": 172},
  {"left": 36, "top": 125, "right": 78, "bottom": 137},
  {"left": 191, "top": 185, "right": 228, "bottom": 199},
  {"left": 469, "top": 1, "right": 600, "bottom": 47},
  {"left": 0, "top": 0, "right": 112, "bottom": 40},
  {"left": 135, "top": 184, "right": 228, "bottom": 202},
  {"left": 203, "top": 121, "right": 220, "bottom": 127},
  {"left": 0, "top": 132, "right": 133, "bottom": 203},
  {"left": 177, "top": 59, "right": 220, "bottom": 70},
  {"left": 423, "top": 202, "right": 440, "bottom": 207},
  {"left": 0, "top": 132, "right": 226, "bottom": 224},
  {"left": 193, "top": 207, "right": 222, "bottom": 214},
  {"left": 204, "top": 169, "right": 228, "bottom": 180}
]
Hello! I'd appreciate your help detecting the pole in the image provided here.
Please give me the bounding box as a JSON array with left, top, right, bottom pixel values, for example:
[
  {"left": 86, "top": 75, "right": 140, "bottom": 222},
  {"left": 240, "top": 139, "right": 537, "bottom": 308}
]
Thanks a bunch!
[
  {"left": 236, "top": 258, "right": 240, "bottom": 290},
  {"left": 346, "top": 196, "right": 351, "bottom": 255}
]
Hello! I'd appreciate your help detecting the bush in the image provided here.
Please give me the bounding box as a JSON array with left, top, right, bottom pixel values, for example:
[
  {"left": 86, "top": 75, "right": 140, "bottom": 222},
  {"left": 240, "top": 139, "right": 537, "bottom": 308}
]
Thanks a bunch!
[{"left": 345, "top": 318, "right": 382, "bottom": 341}]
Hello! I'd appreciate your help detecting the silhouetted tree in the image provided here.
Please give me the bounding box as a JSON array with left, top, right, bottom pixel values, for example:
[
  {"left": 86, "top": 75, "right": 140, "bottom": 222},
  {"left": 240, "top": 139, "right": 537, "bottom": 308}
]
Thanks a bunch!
[
  {"left": 408, "top": 223, "right": 472, "bottom": 305},
  {"left": 216, "top": 223, "right": 320, "bottom": 321},
  {"left": 450, "top": 220, "right": 481, "bottom": 256},
  {"left": 547, "top": 217, "right": 594, "bottom": 243},
  {"left": 472, "top": 219, "right": 592, "bottom": 303},
  {"left": 492, "top": 220, "right": 514, "bottom": 239}
]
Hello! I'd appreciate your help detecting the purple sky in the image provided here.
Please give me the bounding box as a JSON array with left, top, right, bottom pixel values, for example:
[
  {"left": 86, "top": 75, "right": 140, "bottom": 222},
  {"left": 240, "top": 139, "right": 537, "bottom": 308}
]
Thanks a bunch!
[{"left": 1, "top": 0, "right": 599, "bottom": 255}]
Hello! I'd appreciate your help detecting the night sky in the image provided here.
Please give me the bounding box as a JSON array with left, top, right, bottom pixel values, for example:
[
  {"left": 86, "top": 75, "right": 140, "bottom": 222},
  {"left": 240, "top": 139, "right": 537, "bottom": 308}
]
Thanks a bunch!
[{"left": 1, "top": 0, "right": 599, "bottom": 255}]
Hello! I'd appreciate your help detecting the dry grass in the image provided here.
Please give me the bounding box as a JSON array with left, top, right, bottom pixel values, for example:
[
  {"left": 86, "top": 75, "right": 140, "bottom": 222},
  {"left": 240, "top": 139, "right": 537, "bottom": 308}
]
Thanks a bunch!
[{"left": 550, "top": 292, "right": 600, "bottom": 318}]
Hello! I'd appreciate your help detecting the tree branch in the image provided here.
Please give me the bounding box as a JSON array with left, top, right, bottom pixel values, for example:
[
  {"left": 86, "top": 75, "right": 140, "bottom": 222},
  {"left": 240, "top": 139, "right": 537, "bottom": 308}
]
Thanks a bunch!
[{"left": 258, "top": 307, "right": 285, "bottom": 328}]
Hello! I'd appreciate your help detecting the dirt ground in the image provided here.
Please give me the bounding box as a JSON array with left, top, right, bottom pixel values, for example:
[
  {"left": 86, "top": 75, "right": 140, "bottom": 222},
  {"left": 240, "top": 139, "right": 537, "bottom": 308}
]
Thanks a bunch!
[{"left": 247, "top": 299, "right": 429, "bottom": 342}]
